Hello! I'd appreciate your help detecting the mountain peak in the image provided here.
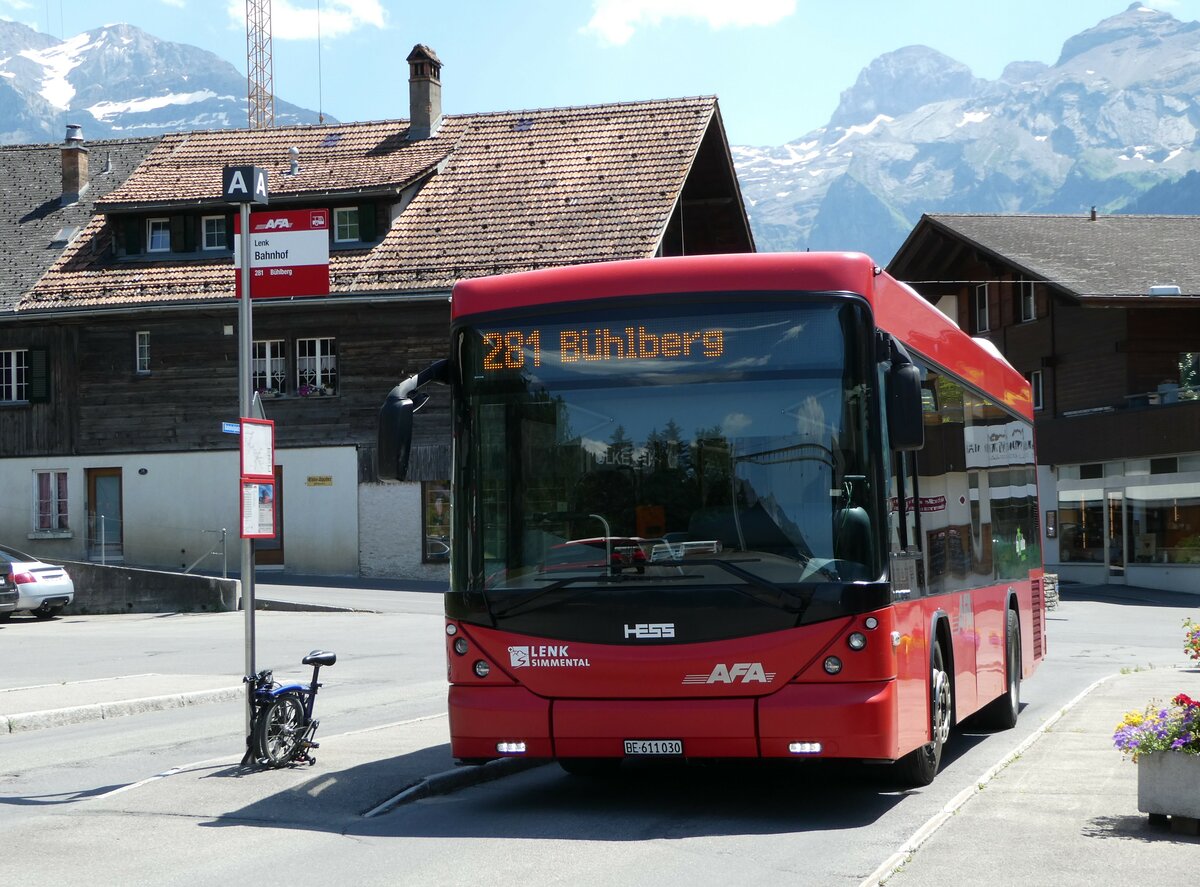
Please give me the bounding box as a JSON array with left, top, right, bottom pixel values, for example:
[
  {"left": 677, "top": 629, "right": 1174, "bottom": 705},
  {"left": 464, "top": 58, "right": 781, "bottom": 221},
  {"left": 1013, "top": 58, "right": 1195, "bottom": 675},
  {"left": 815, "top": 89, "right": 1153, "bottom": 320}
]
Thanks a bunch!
[
  {"left": 1056, "top": 4, "right": 1189, "bottom": 66},
  {"left": 829, "top": 45, "right": 979, "bottom": 128}
]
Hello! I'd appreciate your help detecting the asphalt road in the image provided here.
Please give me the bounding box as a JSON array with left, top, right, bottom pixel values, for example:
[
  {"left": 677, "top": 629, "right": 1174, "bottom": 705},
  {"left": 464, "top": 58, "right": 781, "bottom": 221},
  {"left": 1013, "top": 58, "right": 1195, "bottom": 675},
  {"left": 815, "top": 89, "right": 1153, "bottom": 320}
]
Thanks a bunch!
[{"left": 1, "top": 582, "right": 1196, "bottom": 885}]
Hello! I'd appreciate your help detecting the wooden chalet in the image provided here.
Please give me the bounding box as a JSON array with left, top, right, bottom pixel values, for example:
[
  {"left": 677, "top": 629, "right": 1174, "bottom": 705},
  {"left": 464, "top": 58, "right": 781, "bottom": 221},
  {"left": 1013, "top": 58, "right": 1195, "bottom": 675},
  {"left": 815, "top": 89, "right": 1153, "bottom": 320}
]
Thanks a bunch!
[
  {"left": 890, "top": 213, "right": 1200, "bottom": 593},
  {"left": 1, "top": 45, "right": 754, "bottom": 580}
]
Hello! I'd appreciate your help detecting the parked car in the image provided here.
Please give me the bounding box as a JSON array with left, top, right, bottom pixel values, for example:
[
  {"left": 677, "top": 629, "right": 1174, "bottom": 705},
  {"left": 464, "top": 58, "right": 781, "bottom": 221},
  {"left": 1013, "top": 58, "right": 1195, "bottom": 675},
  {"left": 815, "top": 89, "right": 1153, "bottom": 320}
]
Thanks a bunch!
[
  {"left": 0, "top": 545, "right": 74, "bottom": 620},
  {"left": 0, "top": 565, "right": 18, "bottom": 615},
  {"left": 541, "top": 537, "right": 653, "bottom": 575}
]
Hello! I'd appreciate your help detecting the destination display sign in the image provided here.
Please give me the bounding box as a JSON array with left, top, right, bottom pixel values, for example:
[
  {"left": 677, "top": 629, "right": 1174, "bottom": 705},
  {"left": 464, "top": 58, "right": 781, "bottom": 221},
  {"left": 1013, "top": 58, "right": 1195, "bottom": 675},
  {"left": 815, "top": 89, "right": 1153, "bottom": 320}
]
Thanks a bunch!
[
  {"left": 467, "top": 303, "right": 861, "bottom": 383},
  {"left": 480, "top": 325, "right": 725, "bottom": 373}
]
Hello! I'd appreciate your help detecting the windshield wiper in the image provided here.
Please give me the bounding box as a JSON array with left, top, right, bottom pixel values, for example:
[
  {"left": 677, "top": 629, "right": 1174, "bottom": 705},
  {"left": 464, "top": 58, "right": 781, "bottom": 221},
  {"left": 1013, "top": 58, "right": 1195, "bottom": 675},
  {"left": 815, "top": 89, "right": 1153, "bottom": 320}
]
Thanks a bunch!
[
  {"left": 489, "top": 559, "right": 816, "bottom": 618},
  {"left": 490, "top": 572, "right": 683, "bottom": 618}
]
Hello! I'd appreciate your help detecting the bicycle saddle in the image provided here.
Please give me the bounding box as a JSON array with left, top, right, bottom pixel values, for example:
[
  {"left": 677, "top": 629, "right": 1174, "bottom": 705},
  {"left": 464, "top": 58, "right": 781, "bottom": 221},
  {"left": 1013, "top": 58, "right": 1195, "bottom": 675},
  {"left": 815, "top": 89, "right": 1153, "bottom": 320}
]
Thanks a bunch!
[{"left": 303, "top": 650, "right": 337, "bottom": 667}]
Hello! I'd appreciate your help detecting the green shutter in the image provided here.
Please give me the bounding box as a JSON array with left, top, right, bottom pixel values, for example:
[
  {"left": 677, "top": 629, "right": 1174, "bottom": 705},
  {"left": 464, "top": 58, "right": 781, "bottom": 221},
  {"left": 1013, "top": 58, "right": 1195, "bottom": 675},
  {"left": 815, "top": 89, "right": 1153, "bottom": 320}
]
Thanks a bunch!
[
  {"left": 27, "top": 349, "right": 50, "bottom": 403},
  {"left": 124, "top": 216, "right": 142, "bottom": 255},
  {"left": 358, "top": 204, "right": 377, "bottom": 241}
]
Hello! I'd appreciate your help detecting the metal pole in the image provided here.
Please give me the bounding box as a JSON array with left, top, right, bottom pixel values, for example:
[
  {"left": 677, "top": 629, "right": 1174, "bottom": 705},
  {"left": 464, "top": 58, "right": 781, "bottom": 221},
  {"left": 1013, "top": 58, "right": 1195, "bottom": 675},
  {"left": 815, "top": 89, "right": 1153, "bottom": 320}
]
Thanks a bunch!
[{"left": 239, "top": 201, "right": 256, "bottom": 740}]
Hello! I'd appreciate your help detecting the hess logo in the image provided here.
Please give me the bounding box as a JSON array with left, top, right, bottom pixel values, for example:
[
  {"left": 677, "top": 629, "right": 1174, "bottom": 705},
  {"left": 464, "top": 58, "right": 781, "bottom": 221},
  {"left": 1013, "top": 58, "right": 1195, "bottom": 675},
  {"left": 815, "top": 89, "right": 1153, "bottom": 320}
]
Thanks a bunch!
[
  {"left": 683, "top": 662, "right": 775, "bottom": 685},
  {"left": 624, "top": 623, "right": 675, "bottom": 639}
]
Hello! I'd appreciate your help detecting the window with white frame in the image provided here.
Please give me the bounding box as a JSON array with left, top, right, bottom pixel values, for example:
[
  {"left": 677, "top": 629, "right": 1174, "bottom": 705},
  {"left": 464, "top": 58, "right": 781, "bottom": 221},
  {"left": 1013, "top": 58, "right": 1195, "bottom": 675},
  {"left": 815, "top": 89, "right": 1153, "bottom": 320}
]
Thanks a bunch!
[
  {"left": 202, "top": 215, "right": 227, "bottom": 250},
  {"left": 1018, "top": 279, "right": 1036, "bottom": 322},
  {"left": 333, "top": 207, "right": 359, "bottom": 243},
  {"left": 34, "top": 470, "right": 69, "bottom": 532},
  {"left": 1, "top": 348, "right": 28, "bottom": 401},
  {"left": 974, "top": 284, "right": 990, "bottom": 333},
  {"left": 1028, "top": 370, "right": 1044, "bottom": 411},
  {"left": 296, "top": 337, "right": 337, "bottom": 395},
  {"left": 147, "top": 217, "right": 171, "bottom": 252},
  {"left": 135, "top": 331, "right": 151, "bottom": 374},
  {"left": 253, "top": 339, "right": 288, "bottom": 396}
]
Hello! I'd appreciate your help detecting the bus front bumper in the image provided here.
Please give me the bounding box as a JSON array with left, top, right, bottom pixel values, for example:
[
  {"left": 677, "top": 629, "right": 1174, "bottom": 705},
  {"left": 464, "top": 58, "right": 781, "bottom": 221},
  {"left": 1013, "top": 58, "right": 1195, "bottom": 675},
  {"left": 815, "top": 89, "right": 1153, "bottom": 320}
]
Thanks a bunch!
[{"left": 449, "top": 680, "right": 900, "bottom": 762}]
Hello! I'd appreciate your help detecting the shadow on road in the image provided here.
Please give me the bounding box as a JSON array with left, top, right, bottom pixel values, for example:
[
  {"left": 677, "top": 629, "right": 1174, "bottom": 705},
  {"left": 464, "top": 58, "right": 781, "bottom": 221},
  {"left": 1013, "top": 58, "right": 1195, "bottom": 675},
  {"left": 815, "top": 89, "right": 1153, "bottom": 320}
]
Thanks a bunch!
[
  {"left": 195, "top": 726, "right": 1004, "bottom": 841},
  {"left": 1059, "top": 583, "right": 1200, "bottom": 609}
]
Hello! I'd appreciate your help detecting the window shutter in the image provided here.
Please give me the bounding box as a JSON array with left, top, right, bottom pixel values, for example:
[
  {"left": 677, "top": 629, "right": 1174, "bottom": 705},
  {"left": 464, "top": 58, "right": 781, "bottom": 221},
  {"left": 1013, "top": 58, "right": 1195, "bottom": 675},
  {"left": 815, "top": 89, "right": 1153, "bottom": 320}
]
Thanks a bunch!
[
  {"left": 181, "top": 215, "right": 197, "bottom": 252},
  {"left": 124, "top": 216, "right": 142, "bottom": 255},
  {"left": 358, "top": 204, "right": 377, "bottom": 241},
  {"left": 28, "top": 349, "right": 50, "bottom": 403},
  {"left": 226, "top": 213, "right": 236, "bottom": 249},
  {"left": 171, "top": 216, "right": 186, "bottom": 253}
]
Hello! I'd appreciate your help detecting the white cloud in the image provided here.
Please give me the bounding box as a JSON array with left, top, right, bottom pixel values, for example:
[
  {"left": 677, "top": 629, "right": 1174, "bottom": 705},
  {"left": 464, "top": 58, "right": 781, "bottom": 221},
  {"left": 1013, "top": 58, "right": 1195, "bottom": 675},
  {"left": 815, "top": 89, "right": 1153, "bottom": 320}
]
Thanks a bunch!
[
  {"left": 583, "top": 0, "right": 795, "bottom": 45},
  {"left": 225, "top": 0, "right": 386, "bottom": 41}
]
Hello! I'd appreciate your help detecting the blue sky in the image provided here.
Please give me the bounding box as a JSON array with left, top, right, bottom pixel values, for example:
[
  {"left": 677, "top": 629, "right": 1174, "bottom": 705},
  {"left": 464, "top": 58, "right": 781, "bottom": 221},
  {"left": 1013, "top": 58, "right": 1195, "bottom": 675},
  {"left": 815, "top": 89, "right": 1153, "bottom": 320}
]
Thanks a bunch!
[{"left": 4, "top": 1, "right": 1200, "bottom": 146}]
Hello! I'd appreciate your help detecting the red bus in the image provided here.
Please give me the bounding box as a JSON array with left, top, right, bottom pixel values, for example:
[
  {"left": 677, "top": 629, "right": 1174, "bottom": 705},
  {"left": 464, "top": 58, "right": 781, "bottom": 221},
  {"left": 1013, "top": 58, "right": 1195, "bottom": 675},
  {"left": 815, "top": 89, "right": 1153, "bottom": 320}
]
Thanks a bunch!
[{"left": 379, "top": 252, "right": 1047, "bottom": 785}]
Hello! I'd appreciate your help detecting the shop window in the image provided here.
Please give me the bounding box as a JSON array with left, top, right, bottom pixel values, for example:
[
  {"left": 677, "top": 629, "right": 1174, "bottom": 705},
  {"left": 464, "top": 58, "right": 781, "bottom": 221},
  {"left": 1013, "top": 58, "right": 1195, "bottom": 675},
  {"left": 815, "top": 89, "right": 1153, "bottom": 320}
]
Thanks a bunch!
[{"left": 423, "top": 481, "right": 450, "bottom": 563}]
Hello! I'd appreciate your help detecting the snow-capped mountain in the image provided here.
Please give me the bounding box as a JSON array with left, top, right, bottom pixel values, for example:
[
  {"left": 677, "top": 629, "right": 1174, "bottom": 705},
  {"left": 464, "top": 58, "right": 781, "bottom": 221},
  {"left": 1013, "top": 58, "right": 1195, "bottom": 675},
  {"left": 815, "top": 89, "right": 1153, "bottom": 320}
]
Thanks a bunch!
[
  {"left": 735, "top": 4, "right": 1200, "bottom": 261},
  {"left": 0, "top": 19, "right": 326, "bottom": 144},
  {"left": 3, "top": 6, "right": 1199, "bottom": 264}
]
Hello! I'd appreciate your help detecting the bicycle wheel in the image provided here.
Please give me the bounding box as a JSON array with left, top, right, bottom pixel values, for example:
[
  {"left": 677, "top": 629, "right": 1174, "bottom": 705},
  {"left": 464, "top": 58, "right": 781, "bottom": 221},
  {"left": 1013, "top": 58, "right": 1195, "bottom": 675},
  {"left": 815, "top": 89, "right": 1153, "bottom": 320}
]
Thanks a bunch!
[{"left": 252, "top": 693, "right": 306, "bottom": 766}]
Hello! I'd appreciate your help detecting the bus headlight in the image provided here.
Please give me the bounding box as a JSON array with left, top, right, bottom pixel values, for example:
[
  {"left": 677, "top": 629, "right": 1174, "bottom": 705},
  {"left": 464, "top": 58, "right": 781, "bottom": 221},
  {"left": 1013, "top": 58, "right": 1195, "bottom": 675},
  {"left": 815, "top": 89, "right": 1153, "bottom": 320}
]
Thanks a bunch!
[
  {"left": 454, "top": 637, "right": 469, "bottom": 655},
  {"left": 823, "top": 656, "right": 843, "bottom": 675},
  {"left": 848, "top": 632, "right": 867, "bottom": 651},
  {"left": 473, "top": 660, "right": 491, "bottom": 678}
]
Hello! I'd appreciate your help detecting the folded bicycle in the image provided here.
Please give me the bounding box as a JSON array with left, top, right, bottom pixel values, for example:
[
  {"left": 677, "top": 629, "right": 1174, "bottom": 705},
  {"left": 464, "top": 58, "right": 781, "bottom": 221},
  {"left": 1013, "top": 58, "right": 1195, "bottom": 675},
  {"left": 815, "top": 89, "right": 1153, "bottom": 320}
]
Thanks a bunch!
[{"left": 243, "top": 649, "right": 337, "bottom": 767}]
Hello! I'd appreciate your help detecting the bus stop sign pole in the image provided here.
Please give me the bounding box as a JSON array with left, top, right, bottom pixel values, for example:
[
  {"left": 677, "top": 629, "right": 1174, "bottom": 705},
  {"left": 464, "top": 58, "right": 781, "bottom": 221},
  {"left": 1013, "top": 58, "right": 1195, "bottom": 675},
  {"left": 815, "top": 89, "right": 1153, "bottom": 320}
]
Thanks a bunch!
[{"left": 223, "top": 165, "right": 268, "bottom": 745}]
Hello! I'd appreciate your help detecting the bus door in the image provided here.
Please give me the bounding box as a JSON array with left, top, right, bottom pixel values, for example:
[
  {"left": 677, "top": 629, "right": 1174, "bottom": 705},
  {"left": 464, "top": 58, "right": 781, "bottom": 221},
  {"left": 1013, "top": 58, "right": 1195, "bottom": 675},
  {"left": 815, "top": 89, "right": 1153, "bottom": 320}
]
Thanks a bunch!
[{"left": 889, "top": 450, "right": 932, "bottom": 755}]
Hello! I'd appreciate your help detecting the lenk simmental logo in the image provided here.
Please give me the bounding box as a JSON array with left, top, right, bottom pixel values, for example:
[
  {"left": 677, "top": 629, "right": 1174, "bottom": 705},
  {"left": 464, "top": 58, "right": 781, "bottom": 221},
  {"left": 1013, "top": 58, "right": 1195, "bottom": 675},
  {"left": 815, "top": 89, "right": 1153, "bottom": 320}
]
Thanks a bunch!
[{"left": 508, "top": 644, "right": 591, "bottom": 669}]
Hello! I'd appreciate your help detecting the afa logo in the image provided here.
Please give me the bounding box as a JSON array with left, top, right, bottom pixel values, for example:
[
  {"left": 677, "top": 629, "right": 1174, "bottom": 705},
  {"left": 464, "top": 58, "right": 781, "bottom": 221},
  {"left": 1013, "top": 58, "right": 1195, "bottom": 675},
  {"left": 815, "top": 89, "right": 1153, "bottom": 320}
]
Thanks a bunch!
[
  {"left": 254, "top": 217, "right": 295, "bottom": 231},
  {"left": 682, "top": 662, "right": 776, "bottom": 685}
]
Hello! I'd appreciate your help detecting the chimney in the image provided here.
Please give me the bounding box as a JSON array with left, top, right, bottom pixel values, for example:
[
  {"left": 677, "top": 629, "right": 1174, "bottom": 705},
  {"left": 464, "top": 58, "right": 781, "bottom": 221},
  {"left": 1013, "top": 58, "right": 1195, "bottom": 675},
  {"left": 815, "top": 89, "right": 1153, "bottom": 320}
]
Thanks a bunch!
[
  {"left": 61, "top": 123, "right": 89, "bottom": 205},
  {"left": 406, "top": 44, "right": 443, "bottom": 140}
]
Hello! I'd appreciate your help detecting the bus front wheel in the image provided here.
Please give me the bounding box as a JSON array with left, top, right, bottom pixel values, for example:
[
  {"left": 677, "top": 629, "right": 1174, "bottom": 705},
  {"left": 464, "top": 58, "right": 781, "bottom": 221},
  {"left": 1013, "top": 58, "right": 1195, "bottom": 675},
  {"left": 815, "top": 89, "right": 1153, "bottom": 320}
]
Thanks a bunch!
[{"left": 895, "top": 642, "right": 951, "bottom": 787}]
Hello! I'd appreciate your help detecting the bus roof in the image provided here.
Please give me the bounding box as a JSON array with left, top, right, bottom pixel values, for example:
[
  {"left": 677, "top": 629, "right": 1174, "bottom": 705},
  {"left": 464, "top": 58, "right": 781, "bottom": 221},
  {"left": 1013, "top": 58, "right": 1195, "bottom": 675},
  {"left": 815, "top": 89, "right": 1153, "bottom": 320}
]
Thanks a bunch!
[{"left": 451, "top": 253, "right": 1032, "bottom": 418}]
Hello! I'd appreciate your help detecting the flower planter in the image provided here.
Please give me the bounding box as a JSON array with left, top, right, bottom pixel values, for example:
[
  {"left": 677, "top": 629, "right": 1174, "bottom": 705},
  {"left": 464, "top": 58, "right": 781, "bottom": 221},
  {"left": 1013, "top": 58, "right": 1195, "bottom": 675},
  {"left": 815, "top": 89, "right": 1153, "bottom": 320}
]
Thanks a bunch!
[{"left": 1137, "top": 752, "right": 1200, "bottom": 819}]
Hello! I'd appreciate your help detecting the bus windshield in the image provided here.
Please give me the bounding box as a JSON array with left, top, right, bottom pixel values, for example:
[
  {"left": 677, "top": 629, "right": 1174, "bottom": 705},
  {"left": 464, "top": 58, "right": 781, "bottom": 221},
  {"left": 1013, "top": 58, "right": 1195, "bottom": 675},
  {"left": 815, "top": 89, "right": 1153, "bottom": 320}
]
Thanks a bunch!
[{"left": 453, "top": 297, "right": 885, "bottom": 640}]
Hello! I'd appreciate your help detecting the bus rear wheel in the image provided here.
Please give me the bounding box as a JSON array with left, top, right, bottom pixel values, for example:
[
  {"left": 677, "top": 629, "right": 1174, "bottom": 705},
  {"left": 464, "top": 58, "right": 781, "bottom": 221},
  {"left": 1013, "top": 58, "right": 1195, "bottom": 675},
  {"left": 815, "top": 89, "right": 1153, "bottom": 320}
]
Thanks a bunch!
[
  {"left": 895, "top": 642, "right": 951, "bottom": 787},
  {"left": 977, "top": 609, "right": 1021, "bottom": 730}
]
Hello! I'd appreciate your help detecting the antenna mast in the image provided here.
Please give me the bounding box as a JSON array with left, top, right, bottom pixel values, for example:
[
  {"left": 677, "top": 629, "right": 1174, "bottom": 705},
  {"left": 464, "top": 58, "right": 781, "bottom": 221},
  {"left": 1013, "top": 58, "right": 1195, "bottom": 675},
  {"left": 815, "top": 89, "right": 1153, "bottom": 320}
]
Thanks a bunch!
[{"left": 246, "top": 0, "right": 274, "bottom": 129}]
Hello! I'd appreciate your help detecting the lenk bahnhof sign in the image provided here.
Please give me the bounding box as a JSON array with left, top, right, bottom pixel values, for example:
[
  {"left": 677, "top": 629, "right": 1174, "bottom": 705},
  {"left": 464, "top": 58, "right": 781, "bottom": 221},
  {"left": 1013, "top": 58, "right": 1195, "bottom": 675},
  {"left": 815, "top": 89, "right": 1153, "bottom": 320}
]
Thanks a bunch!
[{"left": 233, "top": 209, "right": 331, "bottom": 298}]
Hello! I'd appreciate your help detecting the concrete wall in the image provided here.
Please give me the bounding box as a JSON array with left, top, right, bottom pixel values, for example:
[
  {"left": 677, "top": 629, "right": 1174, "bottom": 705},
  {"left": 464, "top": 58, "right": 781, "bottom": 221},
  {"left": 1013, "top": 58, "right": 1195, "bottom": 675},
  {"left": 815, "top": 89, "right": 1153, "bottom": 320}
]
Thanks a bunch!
[
  {"left": 359, "top": 481, "right": 450, "bottom": 581},
  {"left": 2, "top": 446, "right": 360, "bottom": 577},
  {"left": 62, "top": 560, "right": 238, "bottom": 615}
]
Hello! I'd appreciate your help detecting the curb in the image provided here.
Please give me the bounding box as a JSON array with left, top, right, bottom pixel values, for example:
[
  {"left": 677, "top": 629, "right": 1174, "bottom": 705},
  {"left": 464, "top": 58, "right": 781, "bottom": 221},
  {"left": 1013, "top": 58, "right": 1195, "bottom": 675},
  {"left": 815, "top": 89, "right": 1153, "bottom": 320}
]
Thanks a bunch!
[
  {"left": 0, "top": 686, "right": 243, "bottom": 735},
  {"left": 858, "top": 672, "right": 1124, "bottom": 887},
  {"left": 363, "top": 757, "right": 547, "bottom": 817},
  {"left": 254, "top": 599, "right": 378, "bottom": 613}
]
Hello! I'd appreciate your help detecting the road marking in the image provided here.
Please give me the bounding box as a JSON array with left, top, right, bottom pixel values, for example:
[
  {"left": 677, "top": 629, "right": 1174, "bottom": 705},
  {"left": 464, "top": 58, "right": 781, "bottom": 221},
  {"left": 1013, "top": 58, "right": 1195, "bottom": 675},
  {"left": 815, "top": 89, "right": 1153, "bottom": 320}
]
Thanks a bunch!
[{"left": 89, "top": 712, "right": 450, "bottom": 801}]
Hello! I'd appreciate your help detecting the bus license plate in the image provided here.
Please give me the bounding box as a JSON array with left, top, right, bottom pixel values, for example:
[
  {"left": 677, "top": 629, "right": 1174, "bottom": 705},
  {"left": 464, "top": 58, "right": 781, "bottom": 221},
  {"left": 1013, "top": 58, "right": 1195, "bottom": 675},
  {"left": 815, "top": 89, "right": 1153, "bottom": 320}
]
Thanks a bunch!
[{"left": 623, "top": 739, "right": 683, "bottom": 756}]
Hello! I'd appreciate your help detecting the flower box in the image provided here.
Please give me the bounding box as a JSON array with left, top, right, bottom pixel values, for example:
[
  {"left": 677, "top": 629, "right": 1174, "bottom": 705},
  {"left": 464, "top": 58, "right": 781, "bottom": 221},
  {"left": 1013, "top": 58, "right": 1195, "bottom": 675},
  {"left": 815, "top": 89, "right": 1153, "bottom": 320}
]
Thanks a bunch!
[{"left": 1137, "top": 752, "right": 1200, "bottom": 819}]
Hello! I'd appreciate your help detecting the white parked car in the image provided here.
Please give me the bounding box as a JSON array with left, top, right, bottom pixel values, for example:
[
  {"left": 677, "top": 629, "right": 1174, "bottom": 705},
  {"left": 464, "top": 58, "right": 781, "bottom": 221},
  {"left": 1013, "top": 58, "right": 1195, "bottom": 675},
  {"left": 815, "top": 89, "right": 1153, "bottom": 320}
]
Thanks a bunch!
[{"left": 0, "top": 545, "right": 75, "bottom": 620}]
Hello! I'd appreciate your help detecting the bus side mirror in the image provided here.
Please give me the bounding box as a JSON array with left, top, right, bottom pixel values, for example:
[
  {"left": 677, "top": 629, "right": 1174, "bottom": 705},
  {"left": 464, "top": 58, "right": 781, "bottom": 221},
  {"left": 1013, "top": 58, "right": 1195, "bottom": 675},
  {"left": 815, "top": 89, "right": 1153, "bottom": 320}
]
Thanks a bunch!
[
  {"left": 888, "top": 363, "right": 924, "bottom": 451},
  {"left": 377, "top": 359, "right": 449, "bottom": 482},
  {"left": 377, "top": 386, "right": 420, "bottom": 481}
]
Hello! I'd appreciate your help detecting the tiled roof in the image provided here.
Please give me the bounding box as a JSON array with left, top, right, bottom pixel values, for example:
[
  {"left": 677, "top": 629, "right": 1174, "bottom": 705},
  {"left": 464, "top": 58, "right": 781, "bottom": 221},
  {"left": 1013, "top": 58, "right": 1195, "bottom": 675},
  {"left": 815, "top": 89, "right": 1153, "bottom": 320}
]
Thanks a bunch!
[
  {"left": 22, "top": 97, "right": 722, "bottom": 311},
  {"left": 895, "top": 213, "right": 1200, "bottom": 299},
  {"left": 95, "top": 121, "right": 453, "bottom": 207},
  {"left": 0, "top": 137, "right": 159, "bottom": 312}
]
